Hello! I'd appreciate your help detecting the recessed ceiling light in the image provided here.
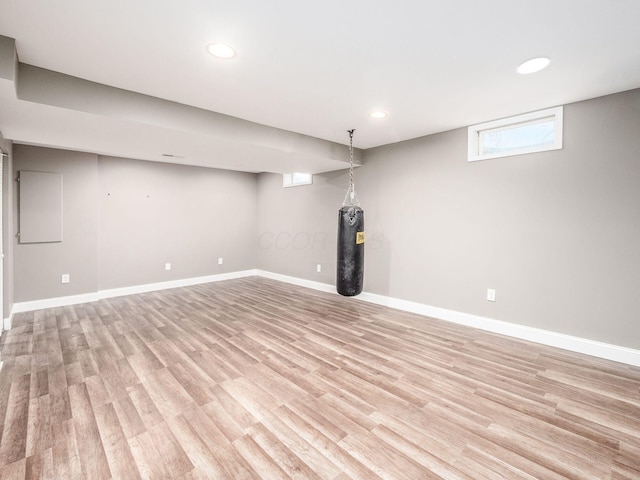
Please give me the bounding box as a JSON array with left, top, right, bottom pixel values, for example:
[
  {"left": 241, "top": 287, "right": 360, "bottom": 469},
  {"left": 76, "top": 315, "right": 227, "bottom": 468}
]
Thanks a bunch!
[
  {"left": 206, "top": 43, "right": 237, "bottom": 59},
  {"left": 370, "top": 111, "right": 387, "bottom": 119},
  {"left": 517, "top": 57, "right": 550, "bottom": 74}
]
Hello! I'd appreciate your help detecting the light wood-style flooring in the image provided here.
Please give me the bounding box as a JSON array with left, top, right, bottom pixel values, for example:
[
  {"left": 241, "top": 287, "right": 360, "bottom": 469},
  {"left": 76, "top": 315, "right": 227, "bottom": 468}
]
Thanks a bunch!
[{"left": 0, "top": 277, "right": 638, "bottom": 479}]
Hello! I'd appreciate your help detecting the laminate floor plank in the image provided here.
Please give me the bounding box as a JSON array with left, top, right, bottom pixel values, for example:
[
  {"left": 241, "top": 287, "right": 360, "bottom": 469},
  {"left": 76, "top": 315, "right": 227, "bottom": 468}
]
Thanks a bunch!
[
  {"left": 287, "top": 397, "right": 348, "bottom": 443},
  {"left": 68, "top": 382, "right": 111, "bottom": 480},
  {"left": 93, "top": 402, "right": 142, "bottom": 480},
  {"left": 0, "top": 374, "right": 30, "bottom": 467},
  {"left": 198, "top": 396, "right": 246, "bottom": 443},
  {"left": 371, "top": 423, "right": 474, "bottom": 480},
  {"left": 271, "top": 414, "right": 382, "bottom": 480},
  {"left": 112, "top": 394, "right": 146, "bottom": 440},
  {"left": 0, "top": 458, "right": 25, "bottom": 479},
  {"left": 126, "top": 383, "right": 164, "bottom": 431},
  {"left": 261, "top": 407, "right": 343, "bottom": 479},
  {"left": 370, "top": 410, "right": 469, "bottom": 467},
  {"left": 128, "top": 430, "right": 169, "bottom": 479},
  {"left": 165, "top": 414, "right": 229, "bottom": 480},
  {"left": 50, "top": 418, "right": 82, "bottom": 479},
  {"left": 25, "top": 447, "right": 55, "bottom": 480},
  {"left": 338, "top": 430, "right": 435, "bottom": 480},
  {"left": 0, "top": 276, "right": 638, "bottom": 479},
  {"left": 237, "top": 435, "right": 293, "bottom": 480},
  {"left": 64, "top": 363, "right": 84, "bottom": 388},
  {"left": 246, "top": 421, "right": 324, "bottom": 480},
  {"left": 25, "top": 394, "right": 51, "bottom": 458},
  {"left": 147, "top": 421, "right": 194, "bottom": 478}
]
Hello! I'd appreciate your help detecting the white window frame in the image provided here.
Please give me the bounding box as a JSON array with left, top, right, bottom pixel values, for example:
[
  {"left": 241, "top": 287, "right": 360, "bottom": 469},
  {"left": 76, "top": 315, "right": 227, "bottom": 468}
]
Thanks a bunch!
[
  {"left": 283, "top": 172, "right": 313, "bottom": 188},
  {"left": 468, "top": 106, "right": 563, "bottom": 162}
]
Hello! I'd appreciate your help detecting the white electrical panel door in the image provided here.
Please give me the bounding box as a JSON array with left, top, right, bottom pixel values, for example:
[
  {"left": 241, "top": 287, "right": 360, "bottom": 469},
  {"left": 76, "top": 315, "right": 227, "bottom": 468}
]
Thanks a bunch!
[{"left": 19, "top": 170, "right": 63, "bottom": 243}]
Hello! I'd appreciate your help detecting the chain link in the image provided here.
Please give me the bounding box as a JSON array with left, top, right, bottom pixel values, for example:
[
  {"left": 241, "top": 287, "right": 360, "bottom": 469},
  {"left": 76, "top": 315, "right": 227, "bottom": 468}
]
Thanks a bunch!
[{"left": 348, "top": 129, "right": 355, "bottom": 193}]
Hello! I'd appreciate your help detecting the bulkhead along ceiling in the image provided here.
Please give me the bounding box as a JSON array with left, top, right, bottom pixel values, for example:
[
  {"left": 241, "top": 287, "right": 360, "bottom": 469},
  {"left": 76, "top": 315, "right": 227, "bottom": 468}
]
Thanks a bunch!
[{"left": 1, "top": 0, "right": 640, "bottom": 173}]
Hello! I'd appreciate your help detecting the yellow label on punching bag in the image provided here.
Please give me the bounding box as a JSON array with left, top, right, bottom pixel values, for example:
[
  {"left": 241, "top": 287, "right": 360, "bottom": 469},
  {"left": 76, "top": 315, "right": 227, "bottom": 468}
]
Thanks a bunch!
[{"left": 356, "top": 231, "right": 365, "bottom": 245}]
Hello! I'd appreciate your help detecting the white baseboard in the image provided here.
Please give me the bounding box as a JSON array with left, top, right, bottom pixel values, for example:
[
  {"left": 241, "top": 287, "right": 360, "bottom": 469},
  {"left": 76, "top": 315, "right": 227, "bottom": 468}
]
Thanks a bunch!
[
  {"left": 7, "top": 269, "right": 640, "bottom": 367},
  {"left": 256, "top": 270, "right": 640, "bottom": 367},
  {"left": 98, "top": 270, "right": 257, "bottom": 300},
  {"left": 12, "top": 292, "right": 101, "bottom": 314},
  {"left": 11, "top": 270, "right": 257, "bottom": 315},
  {"left": 256, "top": 270, "right": 337, "bottom": 295}
]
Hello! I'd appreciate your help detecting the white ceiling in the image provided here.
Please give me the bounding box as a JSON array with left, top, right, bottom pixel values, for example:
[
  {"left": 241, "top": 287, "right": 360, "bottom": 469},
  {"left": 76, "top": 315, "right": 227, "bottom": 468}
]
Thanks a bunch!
[{"left": 1, "top": 0, "right": 640, "bottom": 172}]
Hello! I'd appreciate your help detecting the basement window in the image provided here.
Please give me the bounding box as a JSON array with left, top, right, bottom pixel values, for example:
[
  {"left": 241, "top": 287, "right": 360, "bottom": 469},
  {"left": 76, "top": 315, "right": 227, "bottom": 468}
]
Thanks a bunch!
[
  {"left": 468, "top": 106, "right": 563, "bottom": 161},
  {"left": 283, "top": 172, "right": 313, "bottom": 187}
]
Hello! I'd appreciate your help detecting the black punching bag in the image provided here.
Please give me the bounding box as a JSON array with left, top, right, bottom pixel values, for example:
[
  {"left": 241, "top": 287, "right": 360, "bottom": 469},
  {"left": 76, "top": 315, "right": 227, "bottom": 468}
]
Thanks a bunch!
[
  {"left": 337, "top": 206, "right": 364, "bottom": 296},
  {"left": 337, "top": 129, "right": 364, "bottom": 297}
]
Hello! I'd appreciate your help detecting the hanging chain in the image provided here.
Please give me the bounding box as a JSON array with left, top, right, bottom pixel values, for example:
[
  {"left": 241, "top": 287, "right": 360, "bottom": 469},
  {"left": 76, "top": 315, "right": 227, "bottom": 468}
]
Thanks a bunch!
[{"left": 348, "top": 129, "right": 355, "bottom": 193}]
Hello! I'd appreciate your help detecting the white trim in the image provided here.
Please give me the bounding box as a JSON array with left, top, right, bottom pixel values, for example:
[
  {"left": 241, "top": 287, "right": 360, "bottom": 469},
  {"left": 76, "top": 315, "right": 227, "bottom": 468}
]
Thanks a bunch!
[
  {"left": 7, "top": 269, "right": 639, "bottom": 367},
  {"left": 11, "top": 270, "right": 257, "bottom": 315},
  {"left": 256, "top": 269, "right": 336, "bottom": 294},
  {"left": 98, "top": 270, "right": 256, "bottom": 300},
  {"left": 12, "top": 292, "right": 100, "bottom": 314},
  {"left": 356, "top": 290, "right": 640, "bottom": 367},
  {"left": 468, "top": 106, "right": 563, "bottom": 162},
  {"left": 256, "top": 270, "right": 640, "bottom": 367}
]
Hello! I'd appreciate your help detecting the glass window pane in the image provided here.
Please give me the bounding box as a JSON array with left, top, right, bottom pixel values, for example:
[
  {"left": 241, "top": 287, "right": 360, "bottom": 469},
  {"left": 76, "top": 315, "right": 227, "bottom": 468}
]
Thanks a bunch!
[
  {"left": 283, "top": 172, "right": 312, "bottom": 187},
  {"left": 292, "top": 173, "right": 312, "bottom": 184},
  {"left": 480, "top": 118, "right": 555, "bottom": 155}
]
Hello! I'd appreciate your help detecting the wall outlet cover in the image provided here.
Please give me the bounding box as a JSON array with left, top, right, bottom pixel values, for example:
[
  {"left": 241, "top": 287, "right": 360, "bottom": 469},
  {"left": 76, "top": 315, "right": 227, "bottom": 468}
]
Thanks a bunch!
[
  {"left": 61, "top": 274, "right": 70, "bottom": 284},
  {"left": 165, "top": 263, "right": 171, "bottom": 271}
]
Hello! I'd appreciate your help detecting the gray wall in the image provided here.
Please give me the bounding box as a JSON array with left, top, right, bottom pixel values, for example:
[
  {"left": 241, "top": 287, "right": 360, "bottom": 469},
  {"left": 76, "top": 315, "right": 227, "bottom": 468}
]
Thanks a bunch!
[
  {"left": 1, "top": 132, "right": 13, "bottom": 319},
  {"left": 98, "top": 156, "right": 257, "bottom": 290},
  {"left": 13, "top": 146, "right": 99, "bottom": 302},
  {"left": 12, "top": 148, "right": 257, "bottom": 301},
  {"left": 257, "top": 171, "right": 344, "bottom": 283},
  {"left": 258, "top": 88, "right": 640, "bottom": 349}
]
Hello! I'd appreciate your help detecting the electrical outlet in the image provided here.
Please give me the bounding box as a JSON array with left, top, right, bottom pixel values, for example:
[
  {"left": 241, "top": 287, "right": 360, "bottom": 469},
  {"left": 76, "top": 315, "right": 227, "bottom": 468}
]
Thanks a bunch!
[
  {"left": 487, "top": 288, "right": 496, "bottom": 302},
  {"left": 218, "top": 257, "right": 223, "bottom": 265},
  {"left": 165, "top": 263, "right": 171, "bottom": 271},
  {"left": 316, "top": 264, "right": 322, "bottom": 273},
  {"left": 61, "top": 274, "right": 70, "bottom": 284}
]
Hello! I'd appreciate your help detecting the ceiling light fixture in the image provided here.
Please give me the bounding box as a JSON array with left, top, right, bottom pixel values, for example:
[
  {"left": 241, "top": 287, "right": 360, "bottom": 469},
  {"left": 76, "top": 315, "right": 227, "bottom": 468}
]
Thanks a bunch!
[
  {"left": 517, "top": 57, "right": 550, "bottom": 74},
  {"left": 370, "top": 111, "right": 387, "bottom": 119},
  {"left": 206, "top": 43, "right": 237, "bottom": 59}
]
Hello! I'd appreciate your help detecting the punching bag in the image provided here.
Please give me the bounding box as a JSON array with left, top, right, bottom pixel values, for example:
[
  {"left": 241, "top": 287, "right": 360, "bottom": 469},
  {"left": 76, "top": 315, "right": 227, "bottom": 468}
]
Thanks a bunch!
[
  {"left": 337, "top": 129, "right": 364, "bottom": 297},
  {"left": 337, "top": 205, "right": 364, "bottom": 296}
]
